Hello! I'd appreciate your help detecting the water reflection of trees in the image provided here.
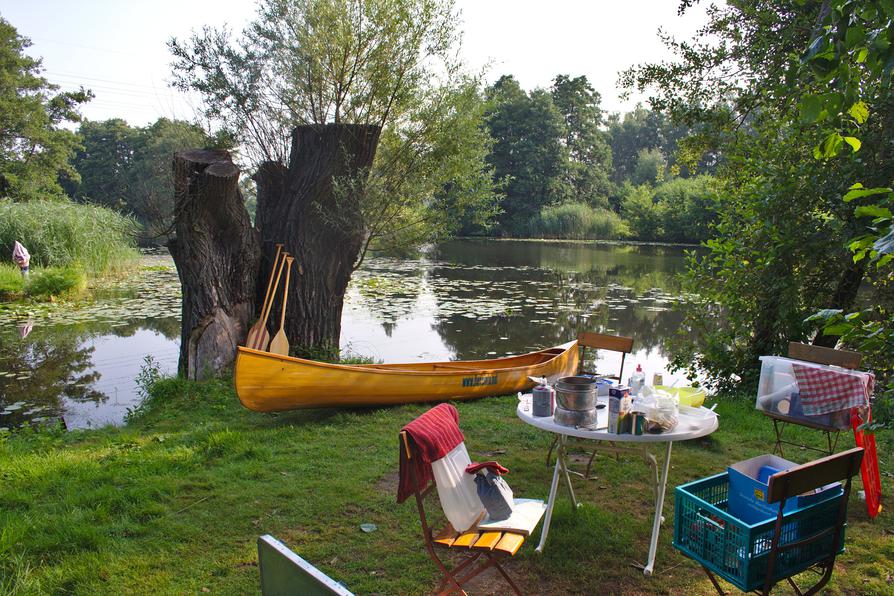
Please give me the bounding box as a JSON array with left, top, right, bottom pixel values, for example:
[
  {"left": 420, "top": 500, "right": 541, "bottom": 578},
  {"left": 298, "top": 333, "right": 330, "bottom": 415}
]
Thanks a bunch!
[
  {"left": 428, "top": 253, "right": 685, "bottom": 360},
  {"left": 0, "top": 325, "right": 103, "bottom": 427},
  {"left": 0, "top": 316, "right": 181, "bottom": 428}
]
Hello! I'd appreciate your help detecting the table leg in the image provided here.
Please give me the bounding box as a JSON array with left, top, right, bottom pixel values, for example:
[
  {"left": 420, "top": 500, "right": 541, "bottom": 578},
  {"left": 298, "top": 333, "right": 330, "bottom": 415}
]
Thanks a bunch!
[
  {"left": 642, "top": 448, "right": 659, "bottom": 504},
  {"left": 536, "top": 439, "right": 564, "bottom": 553},
  {"left": 558, "top": 436, "right": 579, "bottom": 508},
  {"left": 643, "top": 441, "right": 673, "bottom": 576}
]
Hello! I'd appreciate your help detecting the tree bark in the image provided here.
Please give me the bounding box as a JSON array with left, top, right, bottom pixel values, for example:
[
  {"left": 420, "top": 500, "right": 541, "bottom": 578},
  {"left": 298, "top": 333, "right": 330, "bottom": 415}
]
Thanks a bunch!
[
  {"left": 254, "top": 124, "right": 380, "bottom": 352},
  {"left": 168, "top": 149, "right": 260, "bottom": 379}
]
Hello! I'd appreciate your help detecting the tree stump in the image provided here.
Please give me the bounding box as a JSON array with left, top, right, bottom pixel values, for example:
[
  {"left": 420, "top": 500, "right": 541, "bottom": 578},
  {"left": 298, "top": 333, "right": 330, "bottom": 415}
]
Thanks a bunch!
[
  {"left": 255, "top": 124, "right": 380, "bottom": 352},
  {"left": 168, "top": 149, "right": 260, "bottom": 379}
]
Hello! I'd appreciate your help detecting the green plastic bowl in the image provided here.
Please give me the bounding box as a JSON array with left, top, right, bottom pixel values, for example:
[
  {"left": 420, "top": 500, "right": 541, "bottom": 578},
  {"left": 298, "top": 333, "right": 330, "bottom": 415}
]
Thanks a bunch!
[{"left": 653, "top": 385, "right": 706, "bottom": 407}]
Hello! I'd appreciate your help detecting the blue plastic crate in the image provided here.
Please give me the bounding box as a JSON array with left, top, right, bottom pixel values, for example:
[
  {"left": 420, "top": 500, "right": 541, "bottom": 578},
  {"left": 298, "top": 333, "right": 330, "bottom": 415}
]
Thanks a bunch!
[{"left": 673, "top": 472, "right": 845, "bottom": 592}]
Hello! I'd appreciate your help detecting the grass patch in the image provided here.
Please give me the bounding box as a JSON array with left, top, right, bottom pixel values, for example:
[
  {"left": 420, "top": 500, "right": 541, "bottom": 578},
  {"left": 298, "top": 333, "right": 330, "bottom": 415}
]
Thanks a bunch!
[
  {"left": 0, "top": 263, "right": 24, "bottom": 298},
  {"left": 24, "top": 267, "right": 87, "bottom": 300},
  {"left": 0, "top": 199, "right": 140, "bottom": 277},
  {"left": 0, "top": 383, "right": 891, "bottom": 594}
]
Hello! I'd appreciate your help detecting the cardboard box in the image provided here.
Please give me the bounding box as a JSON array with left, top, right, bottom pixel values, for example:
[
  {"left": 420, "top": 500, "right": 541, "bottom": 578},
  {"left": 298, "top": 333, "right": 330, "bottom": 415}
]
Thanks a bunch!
[{"left": 727, "top": 454, "right": 842, "bottom": 524}]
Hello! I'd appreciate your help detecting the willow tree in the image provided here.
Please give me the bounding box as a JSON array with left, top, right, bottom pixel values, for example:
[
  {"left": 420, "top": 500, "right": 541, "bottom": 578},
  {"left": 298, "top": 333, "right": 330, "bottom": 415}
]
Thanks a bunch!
[{"left": 170, "top": 0, "right": 497, "bottom": 355}]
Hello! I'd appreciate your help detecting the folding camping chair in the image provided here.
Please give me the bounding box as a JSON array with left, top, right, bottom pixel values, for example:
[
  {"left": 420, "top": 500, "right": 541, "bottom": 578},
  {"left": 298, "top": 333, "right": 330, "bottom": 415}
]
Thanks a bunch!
[
  {"left": 700, "top": 447, "right": 864, "bottom": 596},
  {"left": 764, "top": 342, "right": 863, "bottom": 457},
  {"left": 546, "top": 331, "right": 635, "bottom": 478},
  {"left": 258, "top": 535, "right": 353, "bottom": 596},
  {"left": 399, "top": 410, "right": 543, "bottom": 596}
]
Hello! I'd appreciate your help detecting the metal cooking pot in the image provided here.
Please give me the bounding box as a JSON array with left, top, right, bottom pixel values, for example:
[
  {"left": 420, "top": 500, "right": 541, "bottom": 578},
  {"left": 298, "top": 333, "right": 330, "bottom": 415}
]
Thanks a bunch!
[
  {"left": 554, "top": 376, "right": 597, "bottom": 411},
  {"left": 554, "top": 405, "right": 598, "bottom": 427}
]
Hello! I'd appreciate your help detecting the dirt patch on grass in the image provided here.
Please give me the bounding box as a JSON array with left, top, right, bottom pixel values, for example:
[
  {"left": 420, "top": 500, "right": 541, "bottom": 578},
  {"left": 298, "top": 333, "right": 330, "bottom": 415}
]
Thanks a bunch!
[{"left": 375, "top": 469, "right": 399, "bottom": 494}]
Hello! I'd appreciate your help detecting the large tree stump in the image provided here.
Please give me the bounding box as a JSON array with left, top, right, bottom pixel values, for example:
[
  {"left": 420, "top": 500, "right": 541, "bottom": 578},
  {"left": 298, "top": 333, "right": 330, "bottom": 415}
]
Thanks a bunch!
[
  {"left": 169, "top": 149, "right": 260, "bottom": 379},
  {"left": 255, "top": 124, "right": 380, "bottom": 352}
]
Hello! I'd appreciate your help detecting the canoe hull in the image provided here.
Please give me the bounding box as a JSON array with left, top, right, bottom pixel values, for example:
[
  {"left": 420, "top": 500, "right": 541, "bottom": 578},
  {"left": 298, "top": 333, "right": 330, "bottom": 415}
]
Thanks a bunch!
[{"left": 234, "top": 341, "right": 579, "bottom": 411}]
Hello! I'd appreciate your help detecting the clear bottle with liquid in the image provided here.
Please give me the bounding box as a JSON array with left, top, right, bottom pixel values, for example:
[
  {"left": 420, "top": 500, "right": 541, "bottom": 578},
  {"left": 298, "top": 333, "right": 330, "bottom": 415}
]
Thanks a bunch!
[{"left": 629, "top": 364, "right": 645, "bottom": 396}]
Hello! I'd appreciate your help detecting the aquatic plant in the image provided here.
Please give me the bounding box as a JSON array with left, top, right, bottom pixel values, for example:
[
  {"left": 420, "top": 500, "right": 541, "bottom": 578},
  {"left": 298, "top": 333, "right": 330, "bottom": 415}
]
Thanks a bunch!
[{"left": 0, "top": 199, "right": 140, "bottom": 277}]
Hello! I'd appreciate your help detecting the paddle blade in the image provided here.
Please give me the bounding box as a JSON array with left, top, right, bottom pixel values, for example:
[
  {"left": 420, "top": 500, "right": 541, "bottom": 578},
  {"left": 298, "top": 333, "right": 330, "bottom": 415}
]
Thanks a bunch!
[
  {"left": 245, "top": 321, "right": 271, "bottom": 350},
  {"left": 269, "top": 329, "right": 289, "bottom": 356}
]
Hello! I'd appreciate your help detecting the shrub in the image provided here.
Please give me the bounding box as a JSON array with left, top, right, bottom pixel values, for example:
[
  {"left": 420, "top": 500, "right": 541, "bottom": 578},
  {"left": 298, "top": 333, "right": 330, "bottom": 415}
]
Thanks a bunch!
[
  {"left": 0, "top": 199, "right": 140, "bottom": 277},
  {"left": 653, "top": 176, "right": 719, "bottom": 243},
  {"left": 535, "top": 202, "right": 630, "bottom": 240},
  {"left": 0, "top": 263, "right": 24, "bottom": 297},
  {"left": 25, "top": 267, "right": 86, "bottom": 299},
  {"left": 621, "top": 185, "right": 665, "bottom": 241},
  {"left": 622, "top": 176, "right": 720, "bottom": 243}
]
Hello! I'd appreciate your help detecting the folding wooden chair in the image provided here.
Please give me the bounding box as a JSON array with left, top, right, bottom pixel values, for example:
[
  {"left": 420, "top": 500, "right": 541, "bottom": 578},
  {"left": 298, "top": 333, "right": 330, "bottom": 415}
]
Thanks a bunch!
[
  {"left": 399, "top": 430, "right": 531, "bottom": 596},
  {"left": 258, "top": 535, "right": 353, "bottom": 596},
  {"left": 700, "top": 447, "right": 864, "bottom": 595},
  {"left": 546, "top": 331, "right": 634, "bottom": 478},
  {"left": 764, "top": 342, "right": 863, "bottom": 457}
]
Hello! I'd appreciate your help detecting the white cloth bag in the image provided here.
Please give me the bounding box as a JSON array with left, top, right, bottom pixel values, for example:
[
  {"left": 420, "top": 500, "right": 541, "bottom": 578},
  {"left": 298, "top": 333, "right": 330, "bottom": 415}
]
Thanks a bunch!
[{"left": 431, "top": 442, "right": 484, "bottom": 532}]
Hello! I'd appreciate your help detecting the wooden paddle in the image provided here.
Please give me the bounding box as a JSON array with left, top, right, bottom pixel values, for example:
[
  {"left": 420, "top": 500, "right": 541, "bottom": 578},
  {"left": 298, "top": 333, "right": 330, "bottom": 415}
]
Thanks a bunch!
[
  {"left": 252, "top": 251, "right": 288, "bottom": 351},
  {"left": 245, "top": 244, "right": 283, "bottom": 349},
  {"left": 268, "top": 256, "right": 294, "bottom": 356}
]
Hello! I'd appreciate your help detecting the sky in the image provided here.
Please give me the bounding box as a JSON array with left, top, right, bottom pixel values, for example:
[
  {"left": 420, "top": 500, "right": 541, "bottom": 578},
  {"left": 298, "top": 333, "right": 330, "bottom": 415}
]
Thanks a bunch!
[{"left": 0, "top": 0, "right": 714, "bottom": 127}]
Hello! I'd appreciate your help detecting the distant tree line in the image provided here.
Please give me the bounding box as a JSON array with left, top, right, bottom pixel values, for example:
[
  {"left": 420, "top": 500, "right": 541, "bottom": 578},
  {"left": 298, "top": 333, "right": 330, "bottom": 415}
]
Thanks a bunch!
[{"left": 459, "top": 74, "right": 719, "bottom": 243}]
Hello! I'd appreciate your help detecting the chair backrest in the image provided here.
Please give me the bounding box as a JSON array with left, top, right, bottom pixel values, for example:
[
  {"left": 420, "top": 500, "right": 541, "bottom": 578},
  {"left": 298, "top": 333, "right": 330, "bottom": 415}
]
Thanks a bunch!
[
  {"left": 788, "top": 342, "right": 862, "bottom": 369},
  {"left": 766, "top": 447, "right": 864, "bottom": 505},
  {"left": 577, "top": 331, "right": 634, "bottom": 381},
  {"left": 258, "top": 535, "right": 353, "bottom": 596},
  {"left": 761, "top": 447, "right": 864, "bottom": 594}
]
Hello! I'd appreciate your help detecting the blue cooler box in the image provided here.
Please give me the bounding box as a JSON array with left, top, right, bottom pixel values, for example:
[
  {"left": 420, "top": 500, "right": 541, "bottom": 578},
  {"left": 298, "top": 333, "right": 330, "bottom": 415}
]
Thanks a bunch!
[{"left": 727, "top": 455, "right": 842, "bottom": 524}]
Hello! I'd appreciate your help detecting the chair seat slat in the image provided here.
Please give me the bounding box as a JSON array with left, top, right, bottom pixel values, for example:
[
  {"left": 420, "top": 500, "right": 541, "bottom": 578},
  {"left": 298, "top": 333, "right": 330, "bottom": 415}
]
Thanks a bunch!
[
  {"left": 452, "top": 531, "right": 480, "bottom": 548},
  {"left": 471, "top": 531, "right": 503, "bottom": 551},
  {"left": 494, "top": 533, "right": 525, "bottom": 556},
  {"left": 432, "top": 523, "right": 459, "bottom": 547}
]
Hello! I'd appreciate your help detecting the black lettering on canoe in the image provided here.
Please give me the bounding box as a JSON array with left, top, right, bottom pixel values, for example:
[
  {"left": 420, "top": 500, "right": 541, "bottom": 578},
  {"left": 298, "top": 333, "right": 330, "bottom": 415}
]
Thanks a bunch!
[{"left": 462, "top": 375, "right": 498, "bottom": 387}]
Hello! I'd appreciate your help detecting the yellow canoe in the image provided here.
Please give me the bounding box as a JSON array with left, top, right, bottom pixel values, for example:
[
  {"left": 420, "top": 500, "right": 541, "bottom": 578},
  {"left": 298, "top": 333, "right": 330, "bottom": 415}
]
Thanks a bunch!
[{"left": 234, "top": 340, "right": 579, "bottom": 411}]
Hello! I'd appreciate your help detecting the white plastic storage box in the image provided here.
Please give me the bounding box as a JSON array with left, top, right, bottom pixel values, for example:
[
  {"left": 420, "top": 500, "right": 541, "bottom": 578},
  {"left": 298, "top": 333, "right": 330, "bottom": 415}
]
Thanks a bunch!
[
  {"left": 755, "top": 356, "right": 855, "bottom": 429},
  {"left": 727, "top": 454, "right": 842, "bottom": 525}
]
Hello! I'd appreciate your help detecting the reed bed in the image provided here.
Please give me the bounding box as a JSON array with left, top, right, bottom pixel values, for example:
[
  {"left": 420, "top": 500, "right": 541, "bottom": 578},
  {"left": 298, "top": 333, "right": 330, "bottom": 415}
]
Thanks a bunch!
[
  {"left": 534, "top": 202, "right": 630, "bottom": 240},
  {"left": 0, "top": 199, "right": 140, "bottom": 277}
]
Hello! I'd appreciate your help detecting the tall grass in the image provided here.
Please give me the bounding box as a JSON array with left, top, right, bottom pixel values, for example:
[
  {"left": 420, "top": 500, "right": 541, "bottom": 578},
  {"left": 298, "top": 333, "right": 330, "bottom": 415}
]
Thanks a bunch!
[
  {"left": 534, "top": 202, "right": 630, "bottom": 240},
  {"left": 0, "top": 263, "right": 24, "bottom": 297},
  {"left": 0, "top": 199, "right": 140, "bottom": 277}
]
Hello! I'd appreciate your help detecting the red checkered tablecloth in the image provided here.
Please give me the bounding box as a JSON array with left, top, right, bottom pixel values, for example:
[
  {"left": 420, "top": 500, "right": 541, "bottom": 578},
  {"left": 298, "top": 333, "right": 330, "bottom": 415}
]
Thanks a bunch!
[{"left": 791, "top": 363, "right": 874, "bottom": 415}]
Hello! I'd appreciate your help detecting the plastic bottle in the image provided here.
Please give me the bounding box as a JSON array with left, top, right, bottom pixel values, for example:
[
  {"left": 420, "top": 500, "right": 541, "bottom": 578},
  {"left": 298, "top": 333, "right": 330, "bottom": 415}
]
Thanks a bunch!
[{"left": 629, "top": 364, "right": 645, "bottom": 396}]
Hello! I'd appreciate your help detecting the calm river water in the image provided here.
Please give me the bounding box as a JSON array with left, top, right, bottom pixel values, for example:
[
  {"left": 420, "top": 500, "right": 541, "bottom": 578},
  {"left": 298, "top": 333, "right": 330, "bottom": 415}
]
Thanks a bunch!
[{"left": 0, "top": 240, "right": 693, "bottom": 430}]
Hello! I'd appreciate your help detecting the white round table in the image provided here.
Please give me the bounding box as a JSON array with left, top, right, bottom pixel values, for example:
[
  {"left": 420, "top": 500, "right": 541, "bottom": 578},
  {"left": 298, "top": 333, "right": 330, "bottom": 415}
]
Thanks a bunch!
[{"left": 517, "top": 393, "right": 719, "bottom": 576}]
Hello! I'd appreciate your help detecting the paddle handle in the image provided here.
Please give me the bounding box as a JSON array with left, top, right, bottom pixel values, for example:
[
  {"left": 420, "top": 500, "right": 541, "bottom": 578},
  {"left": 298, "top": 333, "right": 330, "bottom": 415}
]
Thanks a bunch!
[
  {"left": 259, "top": 244, "right": 283, "bottom": 323},
  {"left": 259, "top": 252, "right": 288, "bottom": 330},
  {"left": 279, "top": 256, "right": 294, "bottom": 330}
]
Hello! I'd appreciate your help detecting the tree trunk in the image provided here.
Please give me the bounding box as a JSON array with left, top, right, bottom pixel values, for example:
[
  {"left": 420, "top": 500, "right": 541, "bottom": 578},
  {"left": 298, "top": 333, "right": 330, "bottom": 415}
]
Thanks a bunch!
[
  {"left": 168, "top": 149, "right": 260, "bottom": 379},
  {"left": 254, "top": 124, "right": 380, "bottom": 353}
]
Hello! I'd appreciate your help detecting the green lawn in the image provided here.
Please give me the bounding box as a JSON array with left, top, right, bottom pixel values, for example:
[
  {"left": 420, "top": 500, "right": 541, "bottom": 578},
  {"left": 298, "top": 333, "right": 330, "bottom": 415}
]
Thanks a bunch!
[{"left": 1, "top": 378, "right": 891, "bottom": 594}]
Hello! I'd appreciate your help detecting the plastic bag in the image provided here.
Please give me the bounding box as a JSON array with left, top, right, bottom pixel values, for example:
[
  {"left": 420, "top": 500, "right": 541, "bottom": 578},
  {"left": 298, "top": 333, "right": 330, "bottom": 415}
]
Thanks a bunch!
[{"left": 431, "top": 443, "right": 485, "bottom": 532}]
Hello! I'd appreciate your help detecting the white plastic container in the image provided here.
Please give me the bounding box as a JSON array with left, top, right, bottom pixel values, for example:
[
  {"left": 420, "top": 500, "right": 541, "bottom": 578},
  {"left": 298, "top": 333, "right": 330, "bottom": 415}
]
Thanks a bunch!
[{"left": 755, "top": 356, "right": 857, "bottom": 429}]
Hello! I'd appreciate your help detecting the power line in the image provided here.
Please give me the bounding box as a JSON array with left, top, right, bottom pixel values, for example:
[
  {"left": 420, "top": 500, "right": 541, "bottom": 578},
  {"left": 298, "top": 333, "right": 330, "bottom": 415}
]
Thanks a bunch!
[
  {"left": 31, "top": 36, "right": 143, "bottom": 58},
  {"left": 45, "top": 70, "right": 173, "bottom": 92}
]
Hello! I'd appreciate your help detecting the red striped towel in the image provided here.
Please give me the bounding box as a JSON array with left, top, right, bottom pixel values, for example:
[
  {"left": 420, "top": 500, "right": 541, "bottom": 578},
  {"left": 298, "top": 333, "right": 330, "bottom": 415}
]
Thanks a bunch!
[
  {"left": 397, "top": 404, "right": 465, "bottom": 503},
  {"left": 791, "top": 363, "right": 874, "bottom": 416}
]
